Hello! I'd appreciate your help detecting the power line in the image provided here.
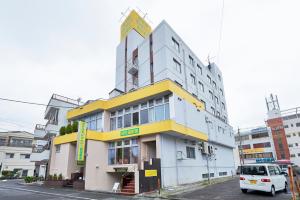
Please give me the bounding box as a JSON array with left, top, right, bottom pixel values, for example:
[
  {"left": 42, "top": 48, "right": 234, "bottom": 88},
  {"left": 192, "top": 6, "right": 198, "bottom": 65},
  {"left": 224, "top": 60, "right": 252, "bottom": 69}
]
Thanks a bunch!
[{"left": 0, "top": 97, "right": 77, "bottom": 109}]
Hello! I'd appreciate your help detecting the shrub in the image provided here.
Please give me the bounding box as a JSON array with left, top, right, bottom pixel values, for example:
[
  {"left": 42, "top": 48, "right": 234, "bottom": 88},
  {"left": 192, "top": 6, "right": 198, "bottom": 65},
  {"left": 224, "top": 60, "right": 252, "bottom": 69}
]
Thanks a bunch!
[
  {"left": 24, "top": 176, "right": 33, "bottom": 183},
  {"left": 1, "top": 170, "right": 13, "bottom": 178},
  {"left": 72, "top": 121, "right": 78, "bottom": 132},
  {"left": 66, "top": 124, "right": 73, "bottom": 134},
  {"left": 58, "top": 173, "right": 63, "bottom": 181},
  {"left": 53, "top": 174, "right": 58, "bottom": 181},
  {"left": 47, "top": 174, "right": 53, "bottom": 181},
  {"left": 59, "top": 126, "right": 66, "bottom": 136}
]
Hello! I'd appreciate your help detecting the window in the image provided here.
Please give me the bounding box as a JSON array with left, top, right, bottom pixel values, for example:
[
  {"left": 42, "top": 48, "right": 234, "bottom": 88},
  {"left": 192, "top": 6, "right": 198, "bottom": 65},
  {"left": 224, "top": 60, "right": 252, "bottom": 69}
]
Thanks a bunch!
[
  {"left": 172, "top": 37, "right": 180, "bottom": 52},
  {"left": 108, "top": 139, "right": 139, "bottom": 165},
  {"left": 132, "top": 112, "right": 139, "bottom": 125},
  {"left": 110, "top": 117, "right": 116, "bottom": 130},
  {"left": 298, "top": 153, "right": 300, "bottom": 157},
  {"left": 202, "top": 173, "right": 209, "bottom": 178},
  {"left": 286, "top": 134, "right": 291, "bottom": 138},
  {"left": 55, "top": 145, "right": 61, "bottom": 153},
  {"left": 155, "top": 104, "right": 165, "bottom": 121},
  {"left": 293, "top": 133, "right": 296, "bottom": 136},
  {"left": 197, "top": 64, "right": 202, "bottom": 74},
  {"left": 241, "top": 165, "right": 267, "bottom": 176},
  {"left": 207, "top": 75, "right": 211, "bottom": 84},
  {"left": 209, "top": 90, "right": 213, "bottom": 100},
  {"left": 215, "top": 96, "right": 219, "bottom": 104},
  {"left": 289, "top": 144, "right": 293, "bottom": 147},
  {"left": 190, "top": 74, "right": 196, "bottom": 85},
  {"left": 211, "top": 107, "right": 215, "bottom": 115},
  {"left": 291, "top": 154, "right": 296, "bottom": 158},
  {"left": 284, "top": 125, "right": 289, "bottom": 128},
  {"left": 124, "top": 113, "right": 132, "bottom": 128},
  {"left": 268, "top": 166, "right": 276, "bottom": 175},
  {"left": 296, "top": 123, "right": 300, "bottom": 127},
  {"left": 252, "top": 132, "right": 269, "bottom": 139},
  {"left": 219, "top": 172, "right": 227, "bottom": 176},
  {"left": 173, "top": 58, "right": 181, "bottom": 73},
  {"left": 220, "top": 88, "right": 223, "bottom": 96},
  {"left": 222, "top": 102, "right": 225, "bottom": 110},
  {"left": 189, "top": 55, "right": 194, "bottom": 66},
  {"left": 5, "top": 153, "right": 14, "bottom": 159},
  {"left": 296, "top": 143, "right": 298, "bottom": 146},
  {"left": 199, "top": 82, "right": 204, "bottom": 92},
  {"left": 213, "top": 81, "right": 216, "bottom": 88},
  {"left": 218, "top": 74, "right": 222, "bottom": 81},
  {"left": 140, "top": 109, "right": 149, "bottom": 124},
  {"left": 291, "top": 124, "right": 294, "bottom": 127},
  {"left": 186, "top": 146, "right": 195, "bottom": 159},
  {"left": 117, "top": 116, "right": 123, "bottom": 129},
  {"left": 81, "top": 112, "right": 102, "bottom": 131},
  {"left": 253, "top": 142, "right": 271, "bottom": 148},
  {"left": 20, "top": 154, "right": 30, "bottom": 159}
]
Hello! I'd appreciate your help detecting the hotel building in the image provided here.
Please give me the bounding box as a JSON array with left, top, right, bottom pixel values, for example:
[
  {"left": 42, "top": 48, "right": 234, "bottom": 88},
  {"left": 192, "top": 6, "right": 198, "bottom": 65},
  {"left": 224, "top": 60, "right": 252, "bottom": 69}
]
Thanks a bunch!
[{"left": 49, "top": 10, "right": 235, "bottom": 194}]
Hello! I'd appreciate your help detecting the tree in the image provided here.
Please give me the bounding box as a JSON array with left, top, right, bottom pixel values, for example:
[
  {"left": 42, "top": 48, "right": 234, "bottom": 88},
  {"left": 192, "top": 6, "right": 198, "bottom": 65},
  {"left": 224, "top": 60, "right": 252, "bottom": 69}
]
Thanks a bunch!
[
  {"left": 66, "top": 124, "right": 73, "bottom": 134},
  {"left": 72, "top": 121, "right": 78, "bottom": 132}
]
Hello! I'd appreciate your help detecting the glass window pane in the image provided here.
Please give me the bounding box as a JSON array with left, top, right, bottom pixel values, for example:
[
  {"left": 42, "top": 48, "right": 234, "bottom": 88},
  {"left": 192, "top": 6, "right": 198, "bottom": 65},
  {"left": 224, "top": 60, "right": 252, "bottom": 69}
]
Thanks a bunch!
[
  {"left": 96, "top": 118, "right": 102, "bottom": 131},
  {"left": 140, "top": 109, "right": 149, "bottom": 124},
  {"left": 124, "top": 139, "right": 130, "bottom": 146},
  {"left": 149, "top": 107, "right": 154, "bottom": 123},
  {"left": 165, "top": 103, "right": 170, "bottom": 119},
  {"left": 123, "top": 147, "right": 130, "bottom": 164},
  {"left": 116, "top": 148, "right": 123, "bottom": 164},
  {"left": 108, "top": 149, "right": 115, "bottom": 165},
  {"left": 131, "top": 139, "right": 138, "bottom": 145},
  {"left": 117, "top": 141, "right": 122, "bottom": 146},
  {"left": 132, "top": 112, "right": 139, "bottom": 125},
  {"left": 131, "top": 146, "right": 138, "bottom": 164},
  {"left": 90, "top": 120, "right": 96, "bottom": 130},
  {"left": 110, "top": 118, "right": 116, "bottom": 130},
  {"left": 155, "top": 105, "right": 165, "bottom": 121},
  {"left": 117, "top": 116, "right": 123, "bottom": 129},
  {"left": 124, "top": 113, "right": 132, "bottom": 127}
]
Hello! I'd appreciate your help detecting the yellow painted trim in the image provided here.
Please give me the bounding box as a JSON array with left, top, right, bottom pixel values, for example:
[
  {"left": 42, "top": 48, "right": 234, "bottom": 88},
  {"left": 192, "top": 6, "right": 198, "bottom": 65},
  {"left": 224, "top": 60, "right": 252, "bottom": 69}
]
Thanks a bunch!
[
  {"left": 67, "top": 80, "right": 205, "bottom": 120},
  {"left": 53, "top": 120, "right": 208, "bottom": 145},
  {"left": 53, "top": 132, "right": 77, "bottom": 145}
]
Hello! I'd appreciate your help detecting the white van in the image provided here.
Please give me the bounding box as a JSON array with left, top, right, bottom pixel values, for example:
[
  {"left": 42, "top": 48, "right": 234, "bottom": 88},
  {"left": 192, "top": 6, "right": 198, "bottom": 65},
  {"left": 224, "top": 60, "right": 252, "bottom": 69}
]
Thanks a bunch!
[{"left": 240, "top": 164, "right": 288, "bottom": 196}]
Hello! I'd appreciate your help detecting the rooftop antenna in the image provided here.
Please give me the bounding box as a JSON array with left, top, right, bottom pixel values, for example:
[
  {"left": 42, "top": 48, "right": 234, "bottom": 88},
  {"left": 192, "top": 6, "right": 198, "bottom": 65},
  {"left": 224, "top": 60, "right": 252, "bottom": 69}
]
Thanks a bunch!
[{"left": 119, "top": 7, "right": 130, "bottom": 23}]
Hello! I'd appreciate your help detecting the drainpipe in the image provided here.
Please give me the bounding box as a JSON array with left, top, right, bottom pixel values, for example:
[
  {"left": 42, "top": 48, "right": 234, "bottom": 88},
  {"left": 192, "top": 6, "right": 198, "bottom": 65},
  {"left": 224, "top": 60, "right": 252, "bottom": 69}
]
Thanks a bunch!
[{"left": 205, "top": 116, "right": 212, "bottom": 184}]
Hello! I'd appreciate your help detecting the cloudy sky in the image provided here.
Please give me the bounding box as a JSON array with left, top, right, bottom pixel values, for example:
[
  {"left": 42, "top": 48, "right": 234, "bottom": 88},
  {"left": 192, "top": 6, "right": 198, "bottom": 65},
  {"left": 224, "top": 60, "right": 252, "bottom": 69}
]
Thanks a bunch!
[{"left": 0, "top": 0, "right": 299, "bottom": 133}]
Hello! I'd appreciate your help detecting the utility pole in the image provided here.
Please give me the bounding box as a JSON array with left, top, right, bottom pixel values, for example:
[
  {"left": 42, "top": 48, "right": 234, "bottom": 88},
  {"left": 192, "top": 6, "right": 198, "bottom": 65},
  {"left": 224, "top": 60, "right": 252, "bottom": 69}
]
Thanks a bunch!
[
  {"left": 238, "top": 127, "right": 244, "bottom": 165},
  {"left": 205, "top": 117, "right": 212, "bottom": 184}
]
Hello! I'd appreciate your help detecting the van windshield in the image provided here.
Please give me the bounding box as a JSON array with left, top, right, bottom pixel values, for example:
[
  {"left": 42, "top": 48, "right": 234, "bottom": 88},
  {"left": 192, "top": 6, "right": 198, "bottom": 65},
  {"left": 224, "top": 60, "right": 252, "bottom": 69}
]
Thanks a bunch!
[{"left": 241, "top": 165, "right": 268, "bottom": 176}]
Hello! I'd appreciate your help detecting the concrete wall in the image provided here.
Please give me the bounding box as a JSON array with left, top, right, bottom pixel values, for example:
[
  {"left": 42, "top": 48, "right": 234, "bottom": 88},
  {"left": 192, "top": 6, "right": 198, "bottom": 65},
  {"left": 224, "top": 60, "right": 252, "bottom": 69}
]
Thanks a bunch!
[{"left": 160, "top": 134, "right": 235, "bottom": 187}]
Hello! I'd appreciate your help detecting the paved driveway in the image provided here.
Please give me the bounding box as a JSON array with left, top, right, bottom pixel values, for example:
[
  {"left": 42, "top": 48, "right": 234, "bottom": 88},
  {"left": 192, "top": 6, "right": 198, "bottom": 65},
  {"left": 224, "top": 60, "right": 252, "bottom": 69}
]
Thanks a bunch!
[{"left": 170, "top": 177, "right": 292, "bottom": 200}]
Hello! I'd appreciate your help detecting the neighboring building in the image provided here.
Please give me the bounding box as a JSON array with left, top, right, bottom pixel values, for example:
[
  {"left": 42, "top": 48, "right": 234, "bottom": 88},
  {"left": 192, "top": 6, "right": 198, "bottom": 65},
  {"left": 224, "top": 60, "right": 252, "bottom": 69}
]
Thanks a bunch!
[
  {"left": 266, "top": 94, "right": 290, "bottom": 161},
  {"left": 49, "top": 10, "right": 235, "bottom": 194},
  {"left": 280, "top": 107, "right": 300, "bottom": 166},
  {"left": 31, "top": 94, "right": 79, "bottom": 177},
  {"left": 0, "top": 131, "right": 35, "bottom": 177},
  {"left": 234, "top": 127, "right": 277, "bottom": 166}
]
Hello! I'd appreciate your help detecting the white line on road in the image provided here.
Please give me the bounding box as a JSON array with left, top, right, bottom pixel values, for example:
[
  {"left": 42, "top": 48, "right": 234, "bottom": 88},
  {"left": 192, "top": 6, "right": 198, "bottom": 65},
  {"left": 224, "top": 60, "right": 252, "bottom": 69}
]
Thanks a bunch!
[{"left": 0, "top": 186, "right": 98, "bottom": 200}]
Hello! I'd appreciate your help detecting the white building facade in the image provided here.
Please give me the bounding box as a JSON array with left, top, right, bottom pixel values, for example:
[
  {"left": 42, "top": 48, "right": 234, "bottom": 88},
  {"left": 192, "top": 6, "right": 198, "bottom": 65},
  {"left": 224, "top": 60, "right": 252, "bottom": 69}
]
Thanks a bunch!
[{"left": 0, "top": 131, "right": 35, "bottom": 177}]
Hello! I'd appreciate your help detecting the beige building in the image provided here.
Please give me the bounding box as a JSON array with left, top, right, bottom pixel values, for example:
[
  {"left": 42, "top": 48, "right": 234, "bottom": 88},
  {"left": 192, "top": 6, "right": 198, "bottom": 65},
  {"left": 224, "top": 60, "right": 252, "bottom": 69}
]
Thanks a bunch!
[{"left": 0, "top": 131, "right": 35, "bottom": 177}]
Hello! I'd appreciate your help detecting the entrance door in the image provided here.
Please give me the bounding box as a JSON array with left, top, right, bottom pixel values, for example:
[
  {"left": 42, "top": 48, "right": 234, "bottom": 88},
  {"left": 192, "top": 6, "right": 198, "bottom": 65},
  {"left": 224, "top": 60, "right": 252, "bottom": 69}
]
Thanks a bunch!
[{"left": 145, "top": 141, "right": 156, "bottom": 161}]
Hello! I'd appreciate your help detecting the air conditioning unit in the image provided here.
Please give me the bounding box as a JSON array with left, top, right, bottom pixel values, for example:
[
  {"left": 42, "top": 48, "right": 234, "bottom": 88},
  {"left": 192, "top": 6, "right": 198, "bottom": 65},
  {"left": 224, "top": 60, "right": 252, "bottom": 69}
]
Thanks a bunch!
[
  {"left": 198, "top": 142, "right": 209, "bottom": 154},
  {"left": 176, "top": 151, "right": 184, "bottom": 160}
]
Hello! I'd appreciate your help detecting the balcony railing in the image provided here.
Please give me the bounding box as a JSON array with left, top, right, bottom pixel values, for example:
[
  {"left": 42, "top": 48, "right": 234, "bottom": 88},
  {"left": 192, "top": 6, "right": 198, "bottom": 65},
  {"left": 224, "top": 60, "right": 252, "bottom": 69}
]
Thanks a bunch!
[{"left": 52, "top": 94, "right": 79, "bottom": 105}]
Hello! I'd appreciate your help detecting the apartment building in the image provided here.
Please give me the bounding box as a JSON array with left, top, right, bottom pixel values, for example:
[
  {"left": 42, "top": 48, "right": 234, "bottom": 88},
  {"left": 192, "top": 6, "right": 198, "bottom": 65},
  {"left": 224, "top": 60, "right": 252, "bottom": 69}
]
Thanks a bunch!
[
  {"left": 49, "top": 10, "right": 235, "bottom": 194},
  {"left": 31, "top": 94, "right": 79, "bottom": 177},
  {"left": 0, "top": 131, "right": 35, "bottom": 177},
  {"left": 234, "top": 127, "right": 276, "bottom": 166}
]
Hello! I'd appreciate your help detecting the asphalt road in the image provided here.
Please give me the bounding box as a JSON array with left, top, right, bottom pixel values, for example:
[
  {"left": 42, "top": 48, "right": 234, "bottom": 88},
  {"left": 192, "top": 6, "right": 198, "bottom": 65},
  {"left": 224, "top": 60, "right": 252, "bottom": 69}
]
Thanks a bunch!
[
  {"left": 0, "top": 179, "right": 132, "bottom": 200},
  {"left": 171, "top": 177, "right": 292, "bottom": 200}
]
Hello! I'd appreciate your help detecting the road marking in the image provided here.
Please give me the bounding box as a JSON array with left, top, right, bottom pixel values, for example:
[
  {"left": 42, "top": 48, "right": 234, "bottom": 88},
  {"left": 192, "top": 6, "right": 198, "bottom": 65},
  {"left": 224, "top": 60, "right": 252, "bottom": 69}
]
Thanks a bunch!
[{"left": 0, "top": 186, "right": 98, "bottom": 200}]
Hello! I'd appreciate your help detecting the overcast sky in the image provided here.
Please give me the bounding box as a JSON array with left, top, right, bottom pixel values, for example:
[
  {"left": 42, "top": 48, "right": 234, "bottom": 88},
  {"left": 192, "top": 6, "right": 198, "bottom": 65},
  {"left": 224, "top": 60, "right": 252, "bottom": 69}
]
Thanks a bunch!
[{"left": 0, "top": 0, "right": 299, "bottom": 133}]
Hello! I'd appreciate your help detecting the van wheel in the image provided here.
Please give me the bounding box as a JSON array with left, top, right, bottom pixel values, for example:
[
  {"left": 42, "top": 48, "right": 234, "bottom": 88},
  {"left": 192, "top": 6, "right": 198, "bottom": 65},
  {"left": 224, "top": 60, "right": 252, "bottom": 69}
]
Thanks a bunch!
[
  {"left": 241, "top": 189, "right": 247, "bottom": 193},
  {"left": 270, "top": 186, "right": 275, "bottom": 196},
  {"left": 284, "top": 182, "right": 288, "bottom": 193}
]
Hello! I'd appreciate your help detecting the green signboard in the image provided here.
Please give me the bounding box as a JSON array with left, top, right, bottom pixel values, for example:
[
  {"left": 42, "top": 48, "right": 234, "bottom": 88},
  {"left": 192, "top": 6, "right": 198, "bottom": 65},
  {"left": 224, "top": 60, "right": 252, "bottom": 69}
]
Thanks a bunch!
[
  {"left": 76, "top": 121, "right": 87, "bottom": 165},
  {"left": 120, "top": 128, "right": 139, "bottom": 136}
]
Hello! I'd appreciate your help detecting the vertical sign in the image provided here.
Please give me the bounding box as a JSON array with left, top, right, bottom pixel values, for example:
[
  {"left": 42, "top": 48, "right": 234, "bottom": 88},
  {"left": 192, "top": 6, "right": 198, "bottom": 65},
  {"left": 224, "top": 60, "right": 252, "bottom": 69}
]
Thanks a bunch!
[{"left": 76, "top": 121, "right": 87, "bottom": 165}]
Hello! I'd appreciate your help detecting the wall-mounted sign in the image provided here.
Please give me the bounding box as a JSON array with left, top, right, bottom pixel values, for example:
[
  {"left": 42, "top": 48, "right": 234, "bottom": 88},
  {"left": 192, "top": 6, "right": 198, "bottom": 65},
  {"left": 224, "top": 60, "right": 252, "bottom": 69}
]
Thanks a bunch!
[
  {"left": 114, "top": 167, "right": 128, "bottom": 173},
  {"left": 120, "top": 128, "right": 139, "bottom": 137},
  {"left": 256, "top": 158, "right": 275, "bottom": 163},
  {"left": 120, "top": 10, "right": 152, "bottom": 41},
  {"left": 76, "top": 121, "right": 87, "bottom": 165},
  {"left": 243, "top": 148, "right": 264, "bottom": 154},
  {"left": 145, "top": 170, "right": 157, "bottom": 177}
]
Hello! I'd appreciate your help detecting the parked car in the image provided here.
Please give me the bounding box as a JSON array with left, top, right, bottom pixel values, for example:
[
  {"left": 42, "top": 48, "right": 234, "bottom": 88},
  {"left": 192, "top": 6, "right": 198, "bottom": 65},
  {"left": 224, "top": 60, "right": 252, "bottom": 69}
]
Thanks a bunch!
[{"left": 240, "top": 164, "right": 287, "bottom": 196}]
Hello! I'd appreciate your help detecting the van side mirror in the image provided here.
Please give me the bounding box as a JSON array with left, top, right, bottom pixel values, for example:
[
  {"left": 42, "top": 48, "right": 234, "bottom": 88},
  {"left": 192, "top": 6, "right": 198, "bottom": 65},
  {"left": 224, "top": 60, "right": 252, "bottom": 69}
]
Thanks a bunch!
[{"left": 280, "top": 171, "right": 288, "bottom": 176}]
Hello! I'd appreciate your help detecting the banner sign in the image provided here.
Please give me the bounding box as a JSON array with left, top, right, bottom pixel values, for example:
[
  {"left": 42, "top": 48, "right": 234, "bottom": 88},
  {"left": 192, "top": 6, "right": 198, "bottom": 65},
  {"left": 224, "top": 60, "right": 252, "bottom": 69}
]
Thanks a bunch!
[
  {"left": 243, "top": 148, "right": 264, "bottom": 154},
  {"left": 120, "top": 128, "right": 139, "bottom": 137},
  {"left": 145, "top": 170, "right": 157, "bottom": 177},
  {"left": 76, "top": 121, "right": 87, "bottom": 165}
]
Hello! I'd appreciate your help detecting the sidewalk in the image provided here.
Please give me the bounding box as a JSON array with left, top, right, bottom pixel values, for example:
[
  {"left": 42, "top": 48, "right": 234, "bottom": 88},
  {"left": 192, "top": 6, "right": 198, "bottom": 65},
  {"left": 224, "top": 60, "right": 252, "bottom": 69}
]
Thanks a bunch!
[{"left": 136, "top": 175, "right": 237, "bottom": 199}]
